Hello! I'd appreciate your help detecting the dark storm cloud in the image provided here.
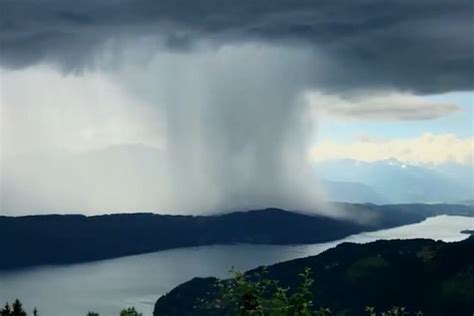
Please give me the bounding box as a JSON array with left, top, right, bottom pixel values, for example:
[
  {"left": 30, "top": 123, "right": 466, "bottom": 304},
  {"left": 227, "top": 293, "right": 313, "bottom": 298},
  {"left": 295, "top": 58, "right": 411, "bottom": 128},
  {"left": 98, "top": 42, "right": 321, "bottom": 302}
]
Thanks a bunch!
[{"left": 1, "top": 0, "right": 473, "bottom": 93}]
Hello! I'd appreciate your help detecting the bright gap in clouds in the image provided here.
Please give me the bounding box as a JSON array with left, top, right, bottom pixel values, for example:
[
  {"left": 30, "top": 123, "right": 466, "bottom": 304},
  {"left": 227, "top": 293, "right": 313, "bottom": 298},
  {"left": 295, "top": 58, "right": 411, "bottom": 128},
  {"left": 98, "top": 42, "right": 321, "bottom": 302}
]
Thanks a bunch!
[
  {"left": 306, "top": 91, "right": 473, "bottom": 165},
  {"left": 312, "top": 133, "right": 474, "bottom": 165}
]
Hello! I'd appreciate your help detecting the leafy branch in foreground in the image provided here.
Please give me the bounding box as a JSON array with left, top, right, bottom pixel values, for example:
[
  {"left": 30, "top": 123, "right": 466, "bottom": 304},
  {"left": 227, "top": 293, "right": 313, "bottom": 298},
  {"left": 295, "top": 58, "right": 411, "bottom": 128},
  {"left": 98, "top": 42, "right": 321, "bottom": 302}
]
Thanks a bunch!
[
  {"left": 1, "top": 276, "right": 426, "bottom": 316},
  {"left": 203, "top": 268, "right": 423, "bottom": 316},
  {"left": 205, "top": 267, "right": 330, "bottom": 316},
  {"left": 366, "top": 306, "right": 424, "bottom": 316}
]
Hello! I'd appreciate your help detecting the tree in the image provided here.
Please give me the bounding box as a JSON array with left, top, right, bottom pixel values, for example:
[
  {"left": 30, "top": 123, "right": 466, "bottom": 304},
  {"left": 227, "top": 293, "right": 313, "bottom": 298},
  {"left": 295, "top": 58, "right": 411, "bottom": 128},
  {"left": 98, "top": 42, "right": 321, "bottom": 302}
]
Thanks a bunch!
[
  {"left": 11, "top": 300, "right": 26, "bottom": 316},
  {"left": 209, "top": 267, "right": 330, "bottom": 316},
  {"left": 119, "top": 307, "right": 142, "bottom": 316},
  {"left": 0, "top": 303, "right": 11, "bottom": 316},
  {"left": 204, "top": 268, "right": 420, "bottom": 316}
]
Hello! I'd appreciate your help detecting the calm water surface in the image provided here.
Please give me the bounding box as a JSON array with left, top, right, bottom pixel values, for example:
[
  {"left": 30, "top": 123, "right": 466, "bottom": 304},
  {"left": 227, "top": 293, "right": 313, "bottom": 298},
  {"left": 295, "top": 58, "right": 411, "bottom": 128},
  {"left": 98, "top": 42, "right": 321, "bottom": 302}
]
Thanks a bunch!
[{"left": 0, "top": 215, "right": 472, "bottom": 316}]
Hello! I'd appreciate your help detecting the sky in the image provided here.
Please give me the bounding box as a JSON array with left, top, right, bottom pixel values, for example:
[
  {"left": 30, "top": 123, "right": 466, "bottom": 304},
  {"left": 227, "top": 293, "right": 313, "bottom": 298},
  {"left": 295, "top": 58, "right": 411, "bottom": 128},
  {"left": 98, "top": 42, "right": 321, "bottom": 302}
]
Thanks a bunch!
[
  {"left": 0, "top": 0, "right": 473, "bottom": 215},
  {"left": 311, "top": 91, "right": 473, "bottom": 164}
]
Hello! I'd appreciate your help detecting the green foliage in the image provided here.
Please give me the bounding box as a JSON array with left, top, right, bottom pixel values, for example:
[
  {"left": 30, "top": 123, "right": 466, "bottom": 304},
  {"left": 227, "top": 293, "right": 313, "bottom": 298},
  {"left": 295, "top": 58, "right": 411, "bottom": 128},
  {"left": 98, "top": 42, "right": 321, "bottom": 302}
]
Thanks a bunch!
[
  {"left": 209, "top": 267, "right": 330, "bottom": 316},
  {"left": 442, "top": 275, "right": 474, "bottom": 300},
  {"left": 416, "top": 246, "right": 436, "bottom": 262},
  {"left": 365, "top": 306, "right": 423, "bottom": 316},
  {"left": 346, "top": 256, "right": 388, "bottom": 282},
  {"left": 119, "top": 307, "right": 142, "bottom": 316},
  {"left": 2, "top": 289, "right": 425, "bottom": 316},
  {"left": 204, "top": 268, "right": 424, "bottom": 316},
  {"left": 85, "top": 307, "right": 142, "bottom": 316}
]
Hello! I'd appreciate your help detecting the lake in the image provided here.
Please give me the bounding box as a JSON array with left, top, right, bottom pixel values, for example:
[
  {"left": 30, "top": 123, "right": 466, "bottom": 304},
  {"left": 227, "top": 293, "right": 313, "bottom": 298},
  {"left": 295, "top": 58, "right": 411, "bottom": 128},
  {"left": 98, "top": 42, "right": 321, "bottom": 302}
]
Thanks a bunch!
[{"left": 0, "top": 215, "right": 472, "bottom": 316}]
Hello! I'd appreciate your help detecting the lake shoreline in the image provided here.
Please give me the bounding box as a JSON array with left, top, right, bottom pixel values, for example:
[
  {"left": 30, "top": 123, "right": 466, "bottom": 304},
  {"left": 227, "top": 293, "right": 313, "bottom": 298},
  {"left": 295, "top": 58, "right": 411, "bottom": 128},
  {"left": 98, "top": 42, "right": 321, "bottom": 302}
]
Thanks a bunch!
[{"left": 1, "top": 214, "right": 473, "bottom": 316}]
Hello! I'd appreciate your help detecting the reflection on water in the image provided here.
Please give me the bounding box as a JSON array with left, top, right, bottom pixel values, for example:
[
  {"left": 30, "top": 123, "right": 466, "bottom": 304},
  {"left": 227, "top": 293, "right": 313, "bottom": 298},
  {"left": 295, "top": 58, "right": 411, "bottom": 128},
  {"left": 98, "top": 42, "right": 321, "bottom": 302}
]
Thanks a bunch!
[{"left": 0, "top": 215, "right": 472, "bottom": 316}]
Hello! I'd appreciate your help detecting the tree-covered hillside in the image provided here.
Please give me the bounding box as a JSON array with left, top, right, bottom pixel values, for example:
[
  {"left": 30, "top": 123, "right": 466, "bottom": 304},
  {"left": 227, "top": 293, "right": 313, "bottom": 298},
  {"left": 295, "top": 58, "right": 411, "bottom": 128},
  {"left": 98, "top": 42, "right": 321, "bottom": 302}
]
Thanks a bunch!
[
  {"left": 154, "top": 236, "right": 474, "bottom": 316},
  {"left": 1, "top": 203, "right": 472, "bottom": 270}
]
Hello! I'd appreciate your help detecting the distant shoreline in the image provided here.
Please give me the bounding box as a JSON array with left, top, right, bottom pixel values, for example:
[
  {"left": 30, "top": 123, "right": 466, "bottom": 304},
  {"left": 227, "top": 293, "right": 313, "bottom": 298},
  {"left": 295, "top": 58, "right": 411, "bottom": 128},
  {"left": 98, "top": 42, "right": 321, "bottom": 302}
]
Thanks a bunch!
[{"left": 1, "top": 203, "right": 472, "bottom": 271}]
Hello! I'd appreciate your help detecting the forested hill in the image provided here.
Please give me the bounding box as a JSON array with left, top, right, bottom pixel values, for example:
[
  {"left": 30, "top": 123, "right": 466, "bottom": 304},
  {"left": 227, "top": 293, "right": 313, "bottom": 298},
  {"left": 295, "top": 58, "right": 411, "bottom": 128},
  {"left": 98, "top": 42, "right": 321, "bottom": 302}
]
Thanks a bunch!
[
  {"left": 154, "top": 235, "right": 474, "bottom": 316},
  {"left": 0, "top": 203, "right": 472, "bottom": 270}
]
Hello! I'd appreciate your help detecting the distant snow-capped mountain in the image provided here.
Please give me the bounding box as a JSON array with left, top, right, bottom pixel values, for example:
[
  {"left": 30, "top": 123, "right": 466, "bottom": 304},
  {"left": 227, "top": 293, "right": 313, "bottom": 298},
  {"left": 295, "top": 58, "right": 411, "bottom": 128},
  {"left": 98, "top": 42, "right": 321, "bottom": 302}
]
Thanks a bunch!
[{"left": 315, "top": 159, "right": 473, "bottom": 204}]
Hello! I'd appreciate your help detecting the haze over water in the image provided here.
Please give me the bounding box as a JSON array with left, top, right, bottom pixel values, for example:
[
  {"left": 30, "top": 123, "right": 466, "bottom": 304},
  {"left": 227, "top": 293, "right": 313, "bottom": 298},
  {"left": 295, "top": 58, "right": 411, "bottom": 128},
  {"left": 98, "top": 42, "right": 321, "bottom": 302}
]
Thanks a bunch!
[{"left": 0, "top": 215, "right": 472, "bottom": 316}]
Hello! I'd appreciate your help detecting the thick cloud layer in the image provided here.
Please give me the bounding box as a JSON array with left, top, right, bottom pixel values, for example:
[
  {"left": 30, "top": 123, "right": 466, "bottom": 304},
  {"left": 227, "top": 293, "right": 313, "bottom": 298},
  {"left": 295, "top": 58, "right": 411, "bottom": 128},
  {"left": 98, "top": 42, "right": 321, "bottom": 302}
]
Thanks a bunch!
[
  {"left": 1, "top": 0, "right": 473, "bottom": 93},
  {"left": 1, "top": 1, "right": 473, "bottom": 215},
  {"left": 1, "top": 45, "right": 328, "bottom": 215},
  {"left": 307, "top": 92, "right": 460, "bottom": 121}
]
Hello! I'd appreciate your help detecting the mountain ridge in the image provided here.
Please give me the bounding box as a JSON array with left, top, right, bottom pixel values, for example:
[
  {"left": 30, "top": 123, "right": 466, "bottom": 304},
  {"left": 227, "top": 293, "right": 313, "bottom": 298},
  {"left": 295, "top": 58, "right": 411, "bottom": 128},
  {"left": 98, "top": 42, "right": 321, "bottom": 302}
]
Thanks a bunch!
[
  {"left": 315, "top": 159, "right": 474, "bottom": 204},
  {"left": 1, "top": 203, "right": 472, "bottom": 270}
]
